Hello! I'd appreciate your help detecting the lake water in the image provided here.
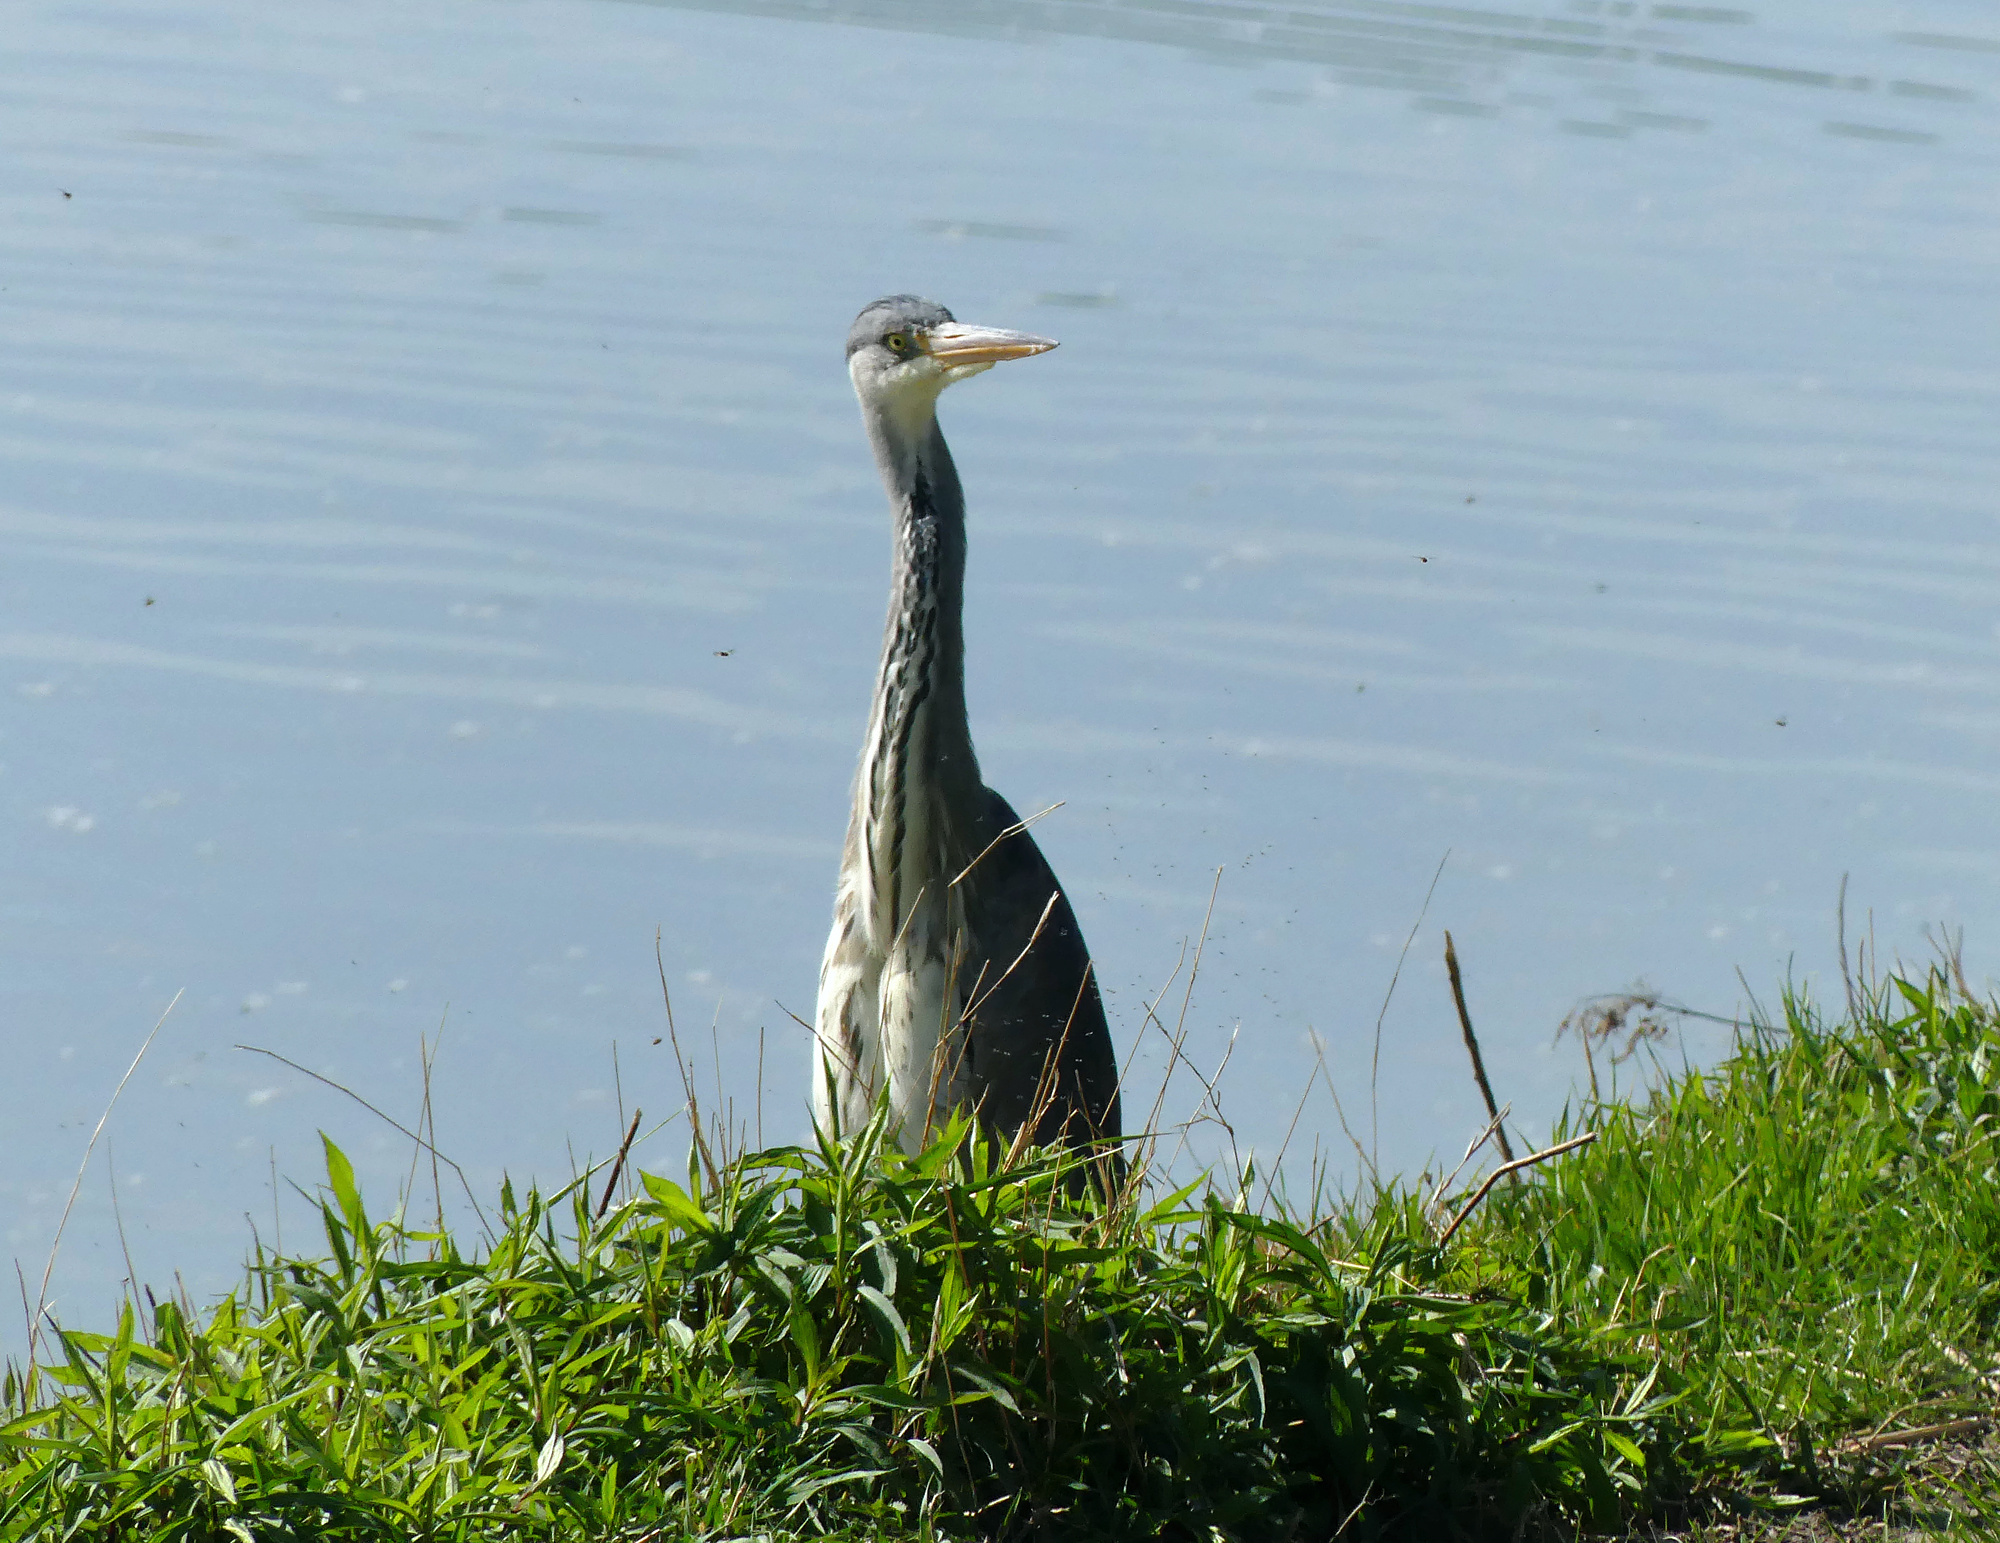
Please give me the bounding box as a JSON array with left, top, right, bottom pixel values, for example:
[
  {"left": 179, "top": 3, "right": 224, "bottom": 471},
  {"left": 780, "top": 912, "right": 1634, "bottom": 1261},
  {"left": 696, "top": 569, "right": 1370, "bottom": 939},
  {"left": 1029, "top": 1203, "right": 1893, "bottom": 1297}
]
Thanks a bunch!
[{"left": 6, "top": 0, "right": 1997, "bottom": 1341}]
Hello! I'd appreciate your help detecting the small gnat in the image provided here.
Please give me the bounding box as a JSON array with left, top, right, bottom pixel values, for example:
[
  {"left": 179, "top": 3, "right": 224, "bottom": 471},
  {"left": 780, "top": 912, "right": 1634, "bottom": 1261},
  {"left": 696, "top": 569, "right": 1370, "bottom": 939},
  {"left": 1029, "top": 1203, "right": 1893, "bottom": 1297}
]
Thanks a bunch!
[
  {"left": 44, "top": 807, "right": 95, "bottom": 833},
  {"left": 246, "top": 1088, "right": 281, "bottom": 1108}
]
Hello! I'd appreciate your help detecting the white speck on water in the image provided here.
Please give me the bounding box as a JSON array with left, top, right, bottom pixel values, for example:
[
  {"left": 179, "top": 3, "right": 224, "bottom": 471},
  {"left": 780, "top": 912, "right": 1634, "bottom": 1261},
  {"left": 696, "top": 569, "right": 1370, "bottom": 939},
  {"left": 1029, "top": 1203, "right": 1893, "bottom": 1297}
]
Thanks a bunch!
[
  {"left": 565, "top": 945, "right": 587, "bottom": 960},
  {"left": 1487, "top": 863, "right": 1515, "bottom": 880},
  {"left": 58, "top": 1046, "right": 75, "bottom": 1061},
  {"left": 139, "top": 790, "right": 181, "bottom": 810},
  {"left": 582, "top": 983, "right": 607, "bottom": 997},
  {"left": 276, "top": 981, "right": 308, "bottom": 995},
  {"left": 44, "top": 806, "right": 95, "bottom": 832},
  {"left": 18, "top": 682, "right": 55, "bottom": 698},
  {"left": 687, "top": 969, "right": 714, "bottom": 985},
  {"left": 242, "top": 993, "right": 270, "bottom": 1012},
  {"left": 448, "top": 720, "right": 481, "bottom": 739},
  {"left": 246, "top": 1087, "right": 280, "bottom": 1107},
  {"left": 386, "top": 978, "right": 408, "bottom": 993},
  {"left": 1706, "top": 924, "right": 1729, "bottom": 941}
]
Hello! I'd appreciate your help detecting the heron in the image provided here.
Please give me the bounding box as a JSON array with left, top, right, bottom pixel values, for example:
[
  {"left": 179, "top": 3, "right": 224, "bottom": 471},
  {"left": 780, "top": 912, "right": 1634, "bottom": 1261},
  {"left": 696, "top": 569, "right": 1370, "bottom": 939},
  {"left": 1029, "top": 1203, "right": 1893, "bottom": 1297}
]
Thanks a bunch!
[{"left": 813, "top": 295, "right": 1122, "bottom": 1173}]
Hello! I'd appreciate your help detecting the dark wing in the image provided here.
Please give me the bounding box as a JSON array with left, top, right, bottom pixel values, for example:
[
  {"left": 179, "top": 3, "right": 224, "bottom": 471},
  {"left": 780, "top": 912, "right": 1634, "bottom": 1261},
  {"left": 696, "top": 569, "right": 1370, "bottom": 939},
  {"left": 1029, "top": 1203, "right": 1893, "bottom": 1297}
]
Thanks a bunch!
[{"left": 957, "top": 786, "right": 1122, "bottom": 1152}]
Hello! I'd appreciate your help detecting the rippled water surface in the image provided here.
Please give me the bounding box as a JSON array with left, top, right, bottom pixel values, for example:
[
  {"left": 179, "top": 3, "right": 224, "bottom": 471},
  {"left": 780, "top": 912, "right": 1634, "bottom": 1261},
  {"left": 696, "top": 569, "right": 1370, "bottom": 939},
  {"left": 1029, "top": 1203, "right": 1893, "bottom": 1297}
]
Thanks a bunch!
[{"left": 6, "top": 0, "right": 1998, "bottom": 1331}]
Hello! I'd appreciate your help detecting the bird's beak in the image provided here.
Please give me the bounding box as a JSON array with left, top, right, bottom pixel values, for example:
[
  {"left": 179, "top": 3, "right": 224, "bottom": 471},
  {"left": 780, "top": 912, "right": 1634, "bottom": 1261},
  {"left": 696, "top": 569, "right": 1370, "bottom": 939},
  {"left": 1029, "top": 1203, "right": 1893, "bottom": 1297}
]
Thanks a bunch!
[{"left": 925, "top": 322, "right": 1058, "bottom": 367}]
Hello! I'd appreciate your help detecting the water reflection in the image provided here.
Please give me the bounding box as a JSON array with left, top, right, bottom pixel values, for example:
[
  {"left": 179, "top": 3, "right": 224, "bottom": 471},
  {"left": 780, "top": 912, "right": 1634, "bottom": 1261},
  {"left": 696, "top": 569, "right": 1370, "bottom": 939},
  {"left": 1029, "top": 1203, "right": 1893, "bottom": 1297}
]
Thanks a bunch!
[{"left": 629, "top": 0, "right": 1991, "bottom": 142}]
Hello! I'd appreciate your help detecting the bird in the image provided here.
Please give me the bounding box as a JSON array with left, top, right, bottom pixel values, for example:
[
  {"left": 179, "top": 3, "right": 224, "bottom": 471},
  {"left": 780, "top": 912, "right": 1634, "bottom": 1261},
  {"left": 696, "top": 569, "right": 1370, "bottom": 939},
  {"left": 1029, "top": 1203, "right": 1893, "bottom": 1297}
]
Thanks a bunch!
[{"left": 813, "top": 295, "right": 1122, "bottom": 1174}]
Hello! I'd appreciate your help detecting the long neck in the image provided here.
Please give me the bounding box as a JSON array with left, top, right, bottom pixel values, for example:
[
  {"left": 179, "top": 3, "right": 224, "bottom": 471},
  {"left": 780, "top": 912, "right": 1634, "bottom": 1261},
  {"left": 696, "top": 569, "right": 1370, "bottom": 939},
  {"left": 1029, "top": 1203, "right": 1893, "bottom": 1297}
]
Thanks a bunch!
[
  {"left": 853, "top": 406, "right": 980, "bottom": 934},
  {"left": 878, "top": 415, "right": 971, "bottom": 766}
]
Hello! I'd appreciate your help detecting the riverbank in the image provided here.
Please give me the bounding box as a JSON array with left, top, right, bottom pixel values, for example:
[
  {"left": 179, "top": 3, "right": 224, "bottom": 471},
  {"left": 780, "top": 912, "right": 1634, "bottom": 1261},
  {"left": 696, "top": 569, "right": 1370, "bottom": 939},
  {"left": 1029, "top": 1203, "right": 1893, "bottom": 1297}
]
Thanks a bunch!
[{"left": 5, "top": 967, "right": 1997, "bottom": 1539}]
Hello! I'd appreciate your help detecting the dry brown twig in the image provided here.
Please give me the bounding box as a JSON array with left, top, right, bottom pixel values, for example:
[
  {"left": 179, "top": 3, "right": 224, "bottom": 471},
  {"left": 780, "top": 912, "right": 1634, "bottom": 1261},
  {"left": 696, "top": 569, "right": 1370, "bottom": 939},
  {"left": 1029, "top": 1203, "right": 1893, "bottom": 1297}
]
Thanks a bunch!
[
  {"left": 1444, "top": 931, "right": 1517, "bottom": 1170},
  {"left": 594, "top": 1107, "right": 645, "bottom": 1222},
  {"left": 1436, "top": 1131, "right": 1599, "bottom": 1247},
  {"left": 950, "top": 801, "right": 1064, "bottom": 889},
  {"left": 1835, "top": 1415, "right": 1989, "bottom": 1456}
]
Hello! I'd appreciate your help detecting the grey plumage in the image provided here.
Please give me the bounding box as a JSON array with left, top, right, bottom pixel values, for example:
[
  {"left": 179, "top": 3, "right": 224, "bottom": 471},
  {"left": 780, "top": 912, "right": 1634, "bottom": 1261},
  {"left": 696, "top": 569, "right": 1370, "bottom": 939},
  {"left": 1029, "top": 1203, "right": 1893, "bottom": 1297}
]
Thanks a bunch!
[{"left": 814, "top": 296, "right": 1121, "bottom": 1166}]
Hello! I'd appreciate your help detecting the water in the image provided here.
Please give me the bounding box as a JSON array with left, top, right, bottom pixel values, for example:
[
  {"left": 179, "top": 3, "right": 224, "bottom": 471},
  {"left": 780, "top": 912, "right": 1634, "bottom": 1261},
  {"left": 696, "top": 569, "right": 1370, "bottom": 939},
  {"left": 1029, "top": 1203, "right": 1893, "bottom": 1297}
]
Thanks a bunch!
[{"left": 5, "top": 0, "right": 1997, "bottom": 1341}]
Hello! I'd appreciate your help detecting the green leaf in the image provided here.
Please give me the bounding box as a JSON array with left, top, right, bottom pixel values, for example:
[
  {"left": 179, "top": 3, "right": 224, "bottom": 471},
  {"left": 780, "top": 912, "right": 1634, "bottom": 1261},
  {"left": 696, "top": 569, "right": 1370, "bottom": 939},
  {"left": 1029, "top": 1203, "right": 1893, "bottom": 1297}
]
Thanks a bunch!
[
  {"left": 789, "top": 1304, "right": 822, "bottom": 1380},
  {"left": 202, "top": 1455, "right": 237, "bottom": 1503},
  {"left": 905, "top": 1435, "right": 944, "bottom": 1479},
  {"left": 639, "top": 1173, "right": 713, "bottom": 1234},
  {"left": 856, "top": 1285, "right": 911, "bottom": 1361},
  {"left": 534, "top": 1431, "right": 566, "bottom": 1487},
  {"left": 321, "top": 1134, "right": 367, "bottom": 1240},
  {"left": 948, "top": 1363, "right": 1021, "bottom": 1415}
]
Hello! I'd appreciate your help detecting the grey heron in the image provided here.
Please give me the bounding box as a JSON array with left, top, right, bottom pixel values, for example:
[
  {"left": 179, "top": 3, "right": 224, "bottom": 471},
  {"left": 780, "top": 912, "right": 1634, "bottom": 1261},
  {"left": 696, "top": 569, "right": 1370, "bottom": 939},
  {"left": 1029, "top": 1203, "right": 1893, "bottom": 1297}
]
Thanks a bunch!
[{"left": 813, "top": 295, "right": 1122, "bottom": 1171}]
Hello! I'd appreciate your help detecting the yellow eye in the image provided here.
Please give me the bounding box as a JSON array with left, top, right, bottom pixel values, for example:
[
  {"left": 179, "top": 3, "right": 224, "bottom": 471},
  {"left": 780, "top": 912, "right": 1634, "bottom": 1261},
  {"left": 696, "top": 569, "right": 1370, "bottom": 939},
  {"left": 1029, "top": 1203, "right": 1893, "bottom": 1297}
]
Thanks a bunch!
[{"left": 884, "top": 332, "right": 910, "bottom": 354}]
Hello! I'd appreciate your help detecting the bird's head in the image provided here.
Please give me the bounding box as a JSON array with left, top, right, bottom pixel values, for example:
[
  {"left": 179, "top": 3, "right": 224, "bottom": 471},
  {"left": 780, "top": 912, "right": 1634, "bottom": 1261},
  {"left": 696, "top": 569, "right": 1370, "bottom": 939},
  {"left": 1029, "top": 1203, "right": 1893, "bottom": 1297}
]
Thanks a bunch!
[{"left": 846, "top": 296, "right": 1056, "bottom": 429}]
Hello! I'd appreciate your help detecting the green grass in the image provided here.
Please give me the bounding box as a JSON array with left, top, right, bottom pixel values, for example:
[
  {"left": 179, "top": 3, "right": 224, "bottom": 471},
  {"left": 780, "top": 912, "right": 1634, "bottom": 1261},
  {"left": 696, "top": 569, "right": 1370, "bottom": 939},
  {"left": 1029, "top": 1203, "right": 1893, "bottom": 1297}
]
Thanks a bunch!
[
  {"left": 5, "top": 968, "right": 1999, "bottom": 1539},
  {"left": 1470, "top": 969, "right": 2000, "bottom": 1528}
]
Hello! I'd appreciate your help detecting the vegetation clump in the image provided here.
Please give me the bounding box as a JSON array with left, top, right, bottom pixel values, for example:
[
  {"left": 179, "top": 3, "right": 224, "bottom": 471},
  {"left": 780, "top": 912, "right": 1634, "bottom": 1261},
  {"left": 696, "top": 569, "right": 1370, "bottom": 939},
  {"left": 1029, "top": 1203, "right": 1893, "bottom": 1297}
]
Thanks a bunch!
[{"left": 5, "top": 969, "right": 1999, "bottom": 1539}]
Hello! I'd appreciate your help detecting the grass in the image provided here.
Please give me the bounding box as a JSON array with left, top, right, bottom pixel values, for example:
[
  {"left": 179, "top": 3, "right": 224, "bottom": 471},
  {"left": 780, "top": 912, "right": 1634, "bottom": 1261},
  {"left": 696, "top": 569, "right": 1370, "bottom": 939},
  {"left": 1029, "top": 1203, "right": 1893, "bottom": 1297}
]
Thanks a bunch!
[{"left": 4, "top": 966, "right": 1999, "bottom": 1539}]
